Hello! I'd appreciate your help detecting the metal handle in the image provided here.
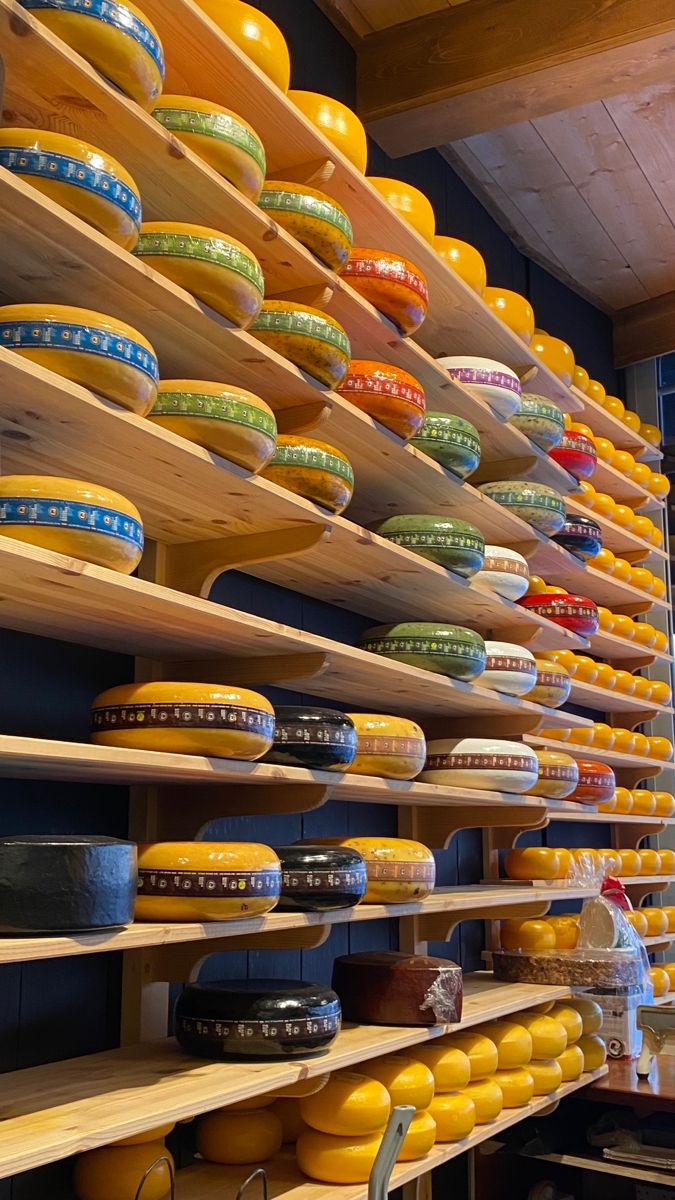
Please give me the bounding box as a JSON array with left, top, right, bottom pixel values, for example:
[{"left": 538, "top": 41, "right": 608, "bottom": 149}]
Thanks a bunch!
[
  {"left": 134, "top": 1153, "right": 175, "bottom": 1200},
  {"left": 235, "top": 1167, "right": 269, "bottom": 1200},
  {"left": 368, "top": 1104, "right": 416, "bottom": 1200}
]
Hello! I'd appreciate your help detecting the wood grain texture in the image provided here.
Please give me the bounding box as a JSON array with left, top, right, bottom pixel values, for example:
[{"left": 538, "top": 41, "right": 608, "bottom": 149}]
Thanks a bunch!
[
  {"left": 586, "top": 1054, "right": 675, "bottom": 1110},
  {"left": 614, "top": 289, "right": 675, "bottom": 364}
]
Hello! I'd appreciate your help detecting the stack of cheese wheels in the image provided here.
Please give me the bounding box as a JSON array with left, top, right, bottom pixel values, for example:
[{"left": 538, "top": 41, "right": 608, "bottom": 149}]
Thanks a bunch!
[
  {"left": 516, "top": 1012, "right": 567, "bottom": 1095},
  {"left": 337, "top": 359, "right": 426, "bottom": 440},
  {"left": 250, "top": 301, "right": 351, "bottom": 387},
  {"left": 261, "top": 435, "right": 354, "bottom": 513},
  {"left": 149, "top": 380, "right": 277, "bottom": 471},
  {"left": 480, "top": 1019, "right": 535, "bottom": 1108},
  {"left": 439, "top": 1031, "right": 503, "bottom": 1124},
  {"left": 135, "top": 841, "right": 281, "bottom": 921},
  {"left": 346, "top": 714, "right": 426, "bottom": 779},
  {"left": 410, "top": 1044, "right": 477, "bottom": 1142},
  {"left": 259, "top": 182, "right": 353, "bottom": 272},
  {"left": 152, "top": 96, "right": 266, "bottom": 200},
  {"left": 343, "top": 247, "right": 429, "bottom": 335},
  {"left": 197, "top": 1105, "right": 284, "bottom": 1164},
  {"left": 74, "top": 1138, "right": 174, "bottom": 1200},
  {"left": 303, "top": 836, "right": 435, "bottom": 903},
  {"left": 548, "top": 1003, "right": 585, "bottom": 1081}
]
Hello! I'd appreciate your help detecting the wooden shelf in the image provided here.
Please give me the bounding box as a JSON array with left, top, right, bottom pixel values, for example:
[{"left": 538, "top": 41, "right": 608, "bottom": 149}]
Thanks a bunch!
[
  {"left": 0, "top": 975, "right": 590, "bottom": 1180},
  {"left": 527, "top": 543, "right": 667, "bottom": 614},
  {"left": 178, "top": 1072, "right": 609, "bottom": 1200},
  {"left": 565, "top": 498, "right": 667, "bottom": 564},
  {"left": 589, "top": 626, "right": 673, "bottom": 669},
  {"left": 571, "top": 385, "right": 663, "bottom": 461},
  {"left": 592, "top": 458, "right": 665, "bottom": 515},
  {"left": 519, "top": 1150, "right": 675, "bottom": 1189},
  {"left": 526, "top": 736, "right": 666, "bottom": 788},
  {"left": 567, "top": 677, "right": 675, "bottom": 721},
  {"left": 549, "top": 809, "right": 671, "bottom": 828}
]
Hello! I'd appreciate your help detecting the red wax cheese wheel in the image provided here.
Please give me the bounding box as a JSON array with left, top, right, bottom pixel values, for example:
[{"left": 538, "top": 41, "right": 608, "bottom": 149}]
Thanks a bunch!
[
  {"left": 568, "top": 761, "right": 616, "bottom": 806},
  {"left": 332, "top": 952, "right": 462, "bottom": 1026},
  {"left": 338, "top": 360, "right": 425, "bottom": 440}
]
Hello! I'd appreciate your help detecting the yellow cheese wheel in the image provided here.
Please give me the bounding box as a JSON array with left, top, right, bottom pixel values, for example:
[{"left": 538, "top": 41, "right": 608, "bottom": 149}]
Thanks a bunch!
[
  {"left": 642, "top": 907, "right": 669, "bottom": 936},
  {"left": 567, "top": 998, "right": 603, "bottom": 1035},
  {"left": 271, "top": 1097, "right": 310, "bottom": 1143},
  {"left": 134, "top": 221, "right": 264, "bottom": 327},
  {"left": 548, "top": 1005, "right": 583, "bottom": 1044},
  {"left": 149, "top": 380, "right": 276, "bottom": 472},
  {"left": 649, "top": 966, "right": 671, "bottom": 997},
  {"left": 296, "top": 1129, "right": 382, "bottom": 1183},
  {"left": 516, "top": 1014, "right": 568, "bottom": 1060},
  {"left": 459, "top": 1079, "right": 503, "bottom": 1123},
  {"left": 0, "top": 475, "right": 143, "bottom": 574},
  {"left": 269, "top": 1075, "right": 330, "bottom": 1099},
  {"left": 367, "top": 178, "right": 435, "bottom": 244},
  {"left": 408, "top": 1045, "right": 470, "bottom": 1093},
  {"left": 197, "top": 1108, "right": 283, "bottom": 1163},
  {"left": 251, "top": 301, "right": 351, "bottom": 388},
  {"left": 427, "top": 1092, "right": 476, "bottom": 1141},
  {"left": 528, "top": 1059, "right": 563, "bottom": 1095},
  {"left": 662, "top": 906, "right": 675, "bottom": 933},
  {"left": 439, "top": 1032, "right": 498, "bottom": 1080},
  {"left": 479, "top": 1021, "right": 533, "bottom": 1068},
  {"left": 0, "top": 302, "right": 159, "bottom": 415},
  {"left": 300, "top": 1071, "right": 390, "bottom": 1136},
  {"left": 626, "top": 910, "right": 649, "bottom": 937},
  {"left": 363, "top": 1054, "right": 435, "bottom": 1109},
  {"left": 0, "top": 127, "right": 141, "bottom": 250},
  {"left": 556, "top": 1044, "right": 585, "bottom": 1081},
  {"left": 91, "top": 681, "right": 274, "bottom": 758},
  {"left": 198, "top": 0, "right": 290, "bottom": 91},
  {"left": 490, "top": 1068, "right": 534, "bottom": 1107},
  {"left": 346, "top": 714, "right": 427, "bottom": 780},
  {"left": 135, "top": 841, "right": 280, "bottom": 921},
  {"left": 500, "top": 919, "right": 556, "bottom": 952},
  {"left": 307, "top": 836, "right": 435, "bottom": 903},
  {"left": 114, "top": 1123, "right": 175, "bottom": 1146},
  {"left": 504, "top": 847, "right": 561, "bottom": 881},
  {"left": 578, "top": 1034, "right": 607, "bottom": 1072},
  {"left": 289, "top": 91, "right": 367, "bottom": 172},
  {"left": 398, "top": 1109, "right": 436, "bottom": 1161},
  {"left": 152, "top": 96, "right": 265, "bottom": 201},
  {"left": 639, "top": 848, "right": 663, "bottom": 876},
  {"left": 546, "top": 915, "right": 580, "bottom": 950},
  {"left": 654, "top": 792, "right": 675, "bottom": 817},
  {"left": 663, "top": 962, "right": 675, "bottom": 991},
  {"left": 259, "top": 182, "right": 353, "bottom": 273},
  {"left": 74, "top": 1142, "right": 173, "bottom": 1200},
  {"left": 261, "top": 435, "right": 354, "bottom": 514},
  {"left": 433, "top": 236, "right": 486, "bottom": 295}
]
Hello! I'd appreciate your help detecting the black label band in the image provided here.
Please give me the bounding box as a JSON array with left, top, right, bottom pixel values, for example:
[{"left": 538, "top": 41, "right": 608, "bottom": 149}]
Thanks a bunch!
[
  {"left": 92, "top": 702, "right": 274, "bottom": 737},
  {"left": 177, "top": 1011, "right": 341, "bottom": 1041},
  {"left": 281, "top": 867, "right": 367, "bottom": 891},
  {"left": 138, "top": 868, "right": 280, "bottom": 898}
]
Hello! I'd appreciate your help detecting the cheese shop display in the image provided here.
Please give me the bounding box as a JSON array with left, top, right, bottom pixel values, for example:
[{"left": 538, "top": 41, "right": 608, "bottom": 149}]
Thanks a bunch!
[
  {"left": 567, "top": 761, "right": 616, "bottom": 806},
  {"left": 152, "top": 97, "right": 266, "bottom": 201},
  {"left": 91, "top": 681, "right": 274, "bottom": 757},
  {"left": 480, "top": 640, "right": 537, "bottom": 697},
  {"left": 368, "top": 514, "right": 485, "bottom": 577},
  {"left": 74, "top": 1142, "right": 173, "bottom": 1200},
  {"left": 196, "top": 1108, "right": 283, "bottom": 1164},
  {"left": 474, "top": 545, "right": 529, "bottom": 601},
  {"left": 289, "top": 91, "right": 368, "bottom": 172},
  {"left": 274, "top": 845, "right": 367, "bottom": 912},
  {"left": 483, "top": 287, "right": 535, "bottom": 344},
  {"left": 260, "top": 435, "right": 354, "bottom": 513},
  {"left": 433, "top": 235, "right": 487, "bottom": 295},
  {"left": 148, "top": 380, "right": 276, "bottom": 470},
  {"left": 359, "top": 622, "right": 486, "bottom": 680},
  {"left": 259, "top": 182, "right": 353, "bottom": 271},
  {"left": 367, "top": 177, "right": 435, "bottom": 243},
  {"left": 343, "top": 248, "right": 429, "bottom": 335},
  {"left": 250, "top": 302, "right": 351, "bottom": 388},
  {"left": 174, "top": 978, "right": 341, "bottom": 1058},
  {"left": 490, "top": 1068, "right": 534, "bottom": 1107},
  {"left": 0, "top": 835, "right": 136, "bottom": 932},
  {"left": 510, "top": 394, "right": 565, "bottom": 451},
  {"left": 18, "top": 0, "right": 164, "bottom": 108},
  {"left": 552, "top": 514, "right": 602, "bottom": 559},
  {"left": 198, "top": 0, "right": 290, "bottom": 90},
  {"left": 0, "top": 303, "right": 159, "bottom": 414},
  {"left": 524, "top": 660, "right": 572, "bottom": 708},
  {"left": 0, "top": 128, "right": 141, "bottom": 250},
  {"left": 460, "top": 1079, "right": 504, "bottom": 1122},
  {"left": 134, "top": 841, "right": 281, "bottom": 921},
  {"left": 371, "top": 1049, "right": 456, "bottom": 1101},
  {"left": 264, "top": 706, "right": 357, "bottom": 770},
  {"left": 527, "top": 1059, "right": 563, "bottom": 1095},
  {"left": 527, "top": 749, "right": 579, "bottom": 799},
  {"left": 337, "top": 360, "right": 426, "bottom": 440},
  {"left": 345, "top": 714, "right": 426, "bottom": 780},
  {"left": 332, "top": 952, "right": 463, "bottom": 1025},
  {"left": 477, "top": 481, "right": 566, "bottom": 535},
  {"left": 0, "top": 475, "right": 144, "bottom": 573},
  {"left": 517, "top": 592, "right": 599, "bottom": 636},
  {"left": 299, "top": 1071, "right": 390, "bottom": 1135},
  {"left": 307, "top": 836, "right": 435, "bottom": 903},
  {"left": 422, "top": 738, "right": 539, "bottom": 794},
  {"left": 437, "top": 356, "right": 521, "bottom": 419},
  {"left": 427, "top": 1092, "right": 476, "bottom": 1141},
  {"left": 530, "top": 330, "right": 575, "bottom": 386},
  {"left": 549, "top": 429, "right": 597, "bottom": 480},
  {"left": 133, "top": 222, "right": 264, "bottom": 326},
  {"left": 409, "top": 411, "right": 481, "bottom": 478}
]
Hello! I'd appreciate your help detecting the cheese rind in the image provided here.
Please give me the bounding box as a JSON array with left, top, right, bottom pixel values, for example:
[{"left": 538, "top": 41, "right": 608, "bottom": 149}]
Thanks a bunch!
[
  {"left": 346, "top": 714, "right": 426, "bottom": 780},
  {"left": 528, "top": 1059, "right": 563, "bottom": 1095},
  {"left": 515, "top": 1014, "right": 568, "bottom": 1060},
  {"left": 196, "top": 1108, "right": 283, "bottom": 1163},
  {"left": 265, "top": 707, "right": 357, "bottom": 771},
  {"left": 300, "top": 1071, "right": 390, "bottom": 1136},
  {"left": 339, "top": 360, "right": 426, "bottom": 441},
  {"left": 343, "top": 248, "right": 429, "bottom": 336},
  {"left": 261, "top": 434, "right": 354, "bottom": 513},
  {"left": 438, "top": 1032, "right": 498, "bottom": 1081},
  {"left": 556, "top": 1043, "right": 585, "bottom": 1081},
  {"left": 427, "top": 1093, "right": 476, "bottom": 1141},
  {"left": 407, "top": 1045, "right": 471, "bottom": 1092},
  {"left": 296, "top": 1129, "right": 382, "bottom": 1183},
  {"left": 153, "top": 97, "right": 266, "bottom": 200},
  {"left": 332, "top": 952, "right": 462, "bottom": 1025},
  {"left": 149, "top": 380, "right": 276, "bottom": 471},
  {"left": 363, "top": 1054, "right": 435, "bottom": 1110},
  {"left": 578, "top": 1034, "right": 607, "bottom": 1072},
  {"left": 259, "top": 183, "right": 353, "bottom": 272},
  {"left": 306, "top": 836, "right": 435, "bottom": 903},
  {"left": 398, "top": 1110, "right": 436, "bottom": 1160},
  {"left": 459, "top": 1079, "right": 503, "bottom": 1122},
  {"left": 479, "top": 1021, "right": 533, "bottom": 1068},
  {"left": 251, "top": 303, "right": 351, "bottom": 388},
  {"left": 135, "top": 841, "right": 281, "bottom": 921},
  {"left": 74, "top": 1142, "right": 173, "bottom": 1200},
  {"left": 490, "top": 1068, "right": 535, "bottom": 1107},
  {"left": 275, "top": 845, "right": 366, "bottom": 912}
]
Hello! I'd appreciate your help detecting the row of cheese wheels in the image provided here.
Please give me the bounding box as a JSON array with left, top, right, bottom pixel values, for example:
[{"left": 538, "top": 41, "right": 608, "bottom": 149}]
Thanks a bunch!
[
  {"left": 502, "top": 907, "right": 675, "bottom": 950},
  {"left": 563, "top": 418, "right": 669, "bottom": 498},
  {"left": 543, "top": 650, "right": 671, "bottom": 703},
  {"left": 71, "top": 1000, "right": 604, "bottom": 1198},
  {"left": 528, "top": 558, "right": 666, "bottom": 601},
  {"left": 543, "top": 722, "right": 674, "bottom": 761},
  {"left": 572, "top": 479, "right": 666, "bottom": 538},
  {"left": 504, "top": 845, "right": 675, "bottom": 881}
]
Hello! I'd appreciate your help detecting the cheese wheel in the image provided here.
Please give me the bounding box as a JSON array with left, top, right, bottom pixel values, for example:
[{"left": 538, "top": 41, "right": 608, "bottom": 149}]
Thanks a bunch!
[
  {"left": 528, "top": 1059, "right": 563, "bottom": 1095},
  {"left": 504, "top": 847, "right": 561, "bottom": 882},
  {"left": 398, "top": 1110, "right": 437, "bottom": 1161},
  {"left": 525, "top": 661, "right": 572, "bottom": 708},
  {"left": 490, "top": 1068, "right": 534, "bottom": 1107},
  {"left": 662, "top": 906, "right": 675, "bottom": 933},
  {"left": 149, "top": 380, "right": 276, "bottom": 472},
  {"left": 500, "top": 919, "right": 556, "bottom": 952},
  {"left": 74, "top": 1143, "right": 173, "bottom": 1200},
  {"left": 439, "top": 356, "right": 521, "bottom": 420},
  {"left": 618, "top": 848, "right": 641, "bottom": 877},
  {"left": 556, "top": 1044, "right": 584, "bottom": 1081},
  {"left": 479, "top": 1021, "right": 532, "bottom": 1068},
  {"left": 360, "top": 623, "right": 487, "bottom": 682},
  {"left": 663, "top": 962, "right": 675, "bottom": 991},
  {"left": 197, "top": 1108, "right": 283, "bottom": 1163},
  {"left": 0, "top": 303, "right": 159, "bottom": 414},
  {"left": 135, "top": 841, "right": 280, "bottom": 921},
  {"left": 332, "top": 952, "right": 462, "bottom": 1026},
  {"left": 642, "top": 907, "right": 669, "bottom": 936},
  {"left": 0, "top": 475, "right": 143, "bottom": 574},
  {"left": 271, "top": 1098, "right": 310, "bottom": 1143},
  {"left": 22, "top": 0, "right": 164, "bottom": 107},
  {"left": 474, "top": 545, "right": 529, "bottom": 602},
  {"left": 363, "top": 1054, "right": 435, "bottom": 1109},
  {"left": 410, "top": 411, "right": 481, "bottom": 479},
  {"left": 434, "top": 235, "right": 486, "bottom": 295},
  {"left": 268, "top": 1075, "right": 331, "bottom": 1100},
  {"left": 638, "top": 848, "right": 662, "bottom": 875},
  {"left": 368, "top": 178, "right": 435, "bottom": 244},
  {"left": 114, "top": 1123, "right": 175, "bottom": 1146},
  {"left": 308, "top": 837, "right": 435, "bottom": 903},
  {"left": 511, "top": 393, "right": 564, "bottom": 451},
  {"left": 427, "top": 1092, "right": 476, "bottom": 1141},
  {"left": 346, "top": 714, "right": 426, "bottom": 780},
  {"left": 423, "top": 738, "right": 539, "bottom": 794},
  {"left": 91, "top": 681, "right": 274, "bottom": 758},
  {"left": 175, "top": 978, "right": 341, "bottom": 1058},
  {"left": 289, "top": 91, "right": 367, "bottom": 171},
  {"left": 135, "top": 221, "right": 264, "bottom": 327},
  {"left": 300, "top": 1071, "right": 390, "bottom": 1136},
  {"left": 567, "top": 761, "right": 616, "bottom": 806},
  {"left": 275, "top": 845, "right": 367, "bottom": 912},
  {"left": 460, "top": 1079, "right": 503, "bottom": 1122},
  {"left": 0, "top": 835, "right": 136, "bottom": 932},
  {"left": 259, "top": 182, "right": 353, "bottom": 272},
  {"left": 660, "top": 849, "right": 675, "bottom": 875},
  {"left": 481, "top": 640, "right": 538, "bottom": 697},
  {"left": 480, "top": 481, "right": 566, "bottom": 537},
  {"left": 370, "top": 514, "right": 485, "bottom": 579},
  {"left": 567, "top": 998, "right": 603, "bottom": 1035},
  {"left": 338, "top": 360, "right": 426, "bottom": 441},
  {"left": 439, "top": 1032, "right": 498, "bottom": 1080},
  {"left": 250, "top": 302, "right": 351, "bottom": 388},
  {"left": 654, "top": 792, "right": 675, "bottom": 817},
  {"left": 527, "top": 750, "right": 579, "bottom": 799},
  {"left": 548, "top": 1005, "right": 583, "bottom": 1044},
  {"left": 199, "top": 0, "right": 289, "bottom": 90},
  {"left": 265, "top": 707, "right": 357, "bottom": 771},
  {"left": 0, "top": 127, "right": 141, "bottom": 250},
  {"left": 296, "top": 1129, "right": 382, "bottom": 1183},
  {"left": 261, "top": 435, "right": 354, "bottom": 514},
  {"left": 546, "top": 915, "right": 580, "bottom": 950},
  {"left": 649, "top": 966, "right": 671, "bottom": 997},
  {"left": 406, "top": 1044, "right": 470, "bottom": 1093},
  {"left": 578, "top": 1034, "right": 607, "bottom": 1072},
  {"left": 153, "top": 97, "right": 265, "bottom": 200},
  {"left": 515, "top": 1014, "right": 568, "bottom": 1060},
  {"left": 343, "top": 247, "right": 429, "bottom": 335}
]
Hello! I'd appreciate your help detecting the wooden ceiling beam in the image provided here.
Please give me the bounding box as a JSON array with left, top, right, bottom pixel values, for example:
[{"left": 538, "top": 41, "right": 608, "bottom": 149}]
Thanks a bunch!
[
  {"left": 614, "top": 292, "right": 675, "bottom": 367},
  {"left": 357, "top": 0, "right": 675, "bottom": 155}
]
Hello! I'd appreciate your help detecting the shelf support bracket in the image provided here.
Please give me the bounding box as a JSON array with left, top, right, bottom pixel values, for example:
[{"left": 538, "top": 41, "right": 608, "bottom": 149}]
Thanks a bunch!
[
  {"left": 400, "top": 900, "right": 553, "bottom": 955},
  {"left": 161, "top": 523, "right": 330, "bottom": 597},
  {"left": 143, "top": 925, "right": 332, "bottom": 983},
  {"left": 400, "top": 804, "right": 549, "bottom": 851},
  {"left": 154, "top": 784, "right": 332, "bottom": 839},
  {"left": 168, "top": 651, "right": 331, "bottom": 689},
  {"left": 275, "top": 398, "right": 333, "bottom": 434}
]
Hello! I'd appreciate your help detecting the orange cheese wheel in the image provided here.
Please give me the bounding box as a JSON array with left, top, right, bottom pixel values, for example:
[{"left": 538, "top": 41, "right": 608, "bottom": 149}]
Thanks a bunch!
[
  {"left": 337, "top": 360, "right": 426, "bottom": 440},
  {"left": 479, "top": 1021, "right": 532, "bottom": 1068},
  {"left": 309, "top": 836, "right": 435, "bottom": 903},
  {"left": 296, "top": 1129, "right": 381, "bottom": 1183},
  {"left": 363, "top": 1054, "right": 435, "bottom": 1110},
  {"left": 203, "top": 0, "right": 290, "bottom": 91},
  {"left": 504, "top": 847, "right": 560, "bottom": 881},
  {"left": 642, "top": 907, "right": 669, "bottom": 936},
  {"left": 547, "top": 915, "right": 580, "bottom": 950},
  {"left": 135, "top": 841, "right": 280, "bottom": 921},
  {"left": 500, "top": 919, "right": 556, "bottom": 951},
  {"left": 343, "top": 247, "right": 429, "bottom": 336},
  {"left": 649, "top": 966, "right": 671, "bottom": 997},
  {"left": 427, "top": 1092, "right": 476, "bottom": 1141},
  {"left": 74, "top": 1143, "right": 173, "bottom": 1200},
  {"left": 639, "top": 848, "right": 662, "bottom": 876},
  {"left": 368, "top": 178, "right": 435, "bottom": 244},
  {"left": 197, "top": 1108, "right": 283, "bottom": 1164},
  {"left": 662, "top": 906, "right": 675, "bottom": 933},
  {"left": 618, "top": 848, "right": 641, "bottom": 877}
]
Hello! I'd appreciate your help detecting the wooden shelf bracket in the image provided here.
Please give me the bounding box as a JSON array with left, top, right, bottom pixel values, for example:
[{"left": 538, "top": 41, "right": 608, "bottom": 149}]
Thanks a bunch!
[{"left": 160, "top": 523, "right": 330, "bottom": 597}]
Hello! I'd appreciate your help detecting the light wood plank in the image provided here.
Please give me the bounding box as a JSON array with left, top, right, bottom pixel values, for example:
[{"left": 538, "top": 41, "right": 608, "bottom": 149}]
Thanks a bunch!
[
  {"left": 590, "top": 626, "right": 673, "bottom": 669},
  {"left": 614, "top": 289, "right": 675, "bottom": 365},
  {"left": 566, "top": 677, "right": 674, "bottom": 720},
  {"left": 569, "top": 386, "right": 663, "bottom": 459},
  {"left": 606, "top": 84, "right": 675, "bottom": 233},
  {"left": 351, "top": 0, "right": 449, "bottom": 29}
]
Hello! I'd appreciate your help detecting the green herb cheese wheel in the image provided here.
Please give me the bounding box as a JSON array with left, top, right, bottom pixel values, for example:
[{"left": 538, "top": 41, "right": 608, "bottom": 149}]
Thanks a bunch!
[
  {"left": 152, "top": 96, "right": 265, "bottom": 200},
  {"left": 259, "top": 182, "right": 353, "bottom": 272},
  {"left": 369, "top": 514, "right": 485, "bottom": 577},
  {"left": 478, "top": 481, "right": 566, "bottom": 535},
  {"left": 250, "top": 301, "right": 351, "bottom": 387},
  {"left": 148, "top": 379, "right": 276, "bottom": 471},
  {"left": 261, "top": 435, "right": 354, "bottom": 513},
  {"left": 409, "top": 411, "right": 481, "bottom": 478},
  {"left": 359, "top": 621, "right": 486, "bottom": 681}
]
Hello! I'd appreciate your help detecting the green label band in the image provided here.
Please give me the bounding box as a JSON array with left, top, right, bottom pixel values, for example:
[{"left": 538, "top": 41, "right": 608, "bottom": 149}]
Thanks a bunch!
[
  {"left": 259, "top": 190, "right": 352, "bottom": 240},
  {"left": 152, "top": 107, "right": 266, "bottom": 174},
  {"left": 488, "top": 489, "right": 565, "bottom": 512},
  {"left": 362, "top": 636, "right": 485, "bottom": 660},
  {"left": 384, "top": 531, "right": 484, "bottom": 552},
  {"left": 135, "top": 232, "right": 264, "bottom": 294},
  {"left": 252, "top": 308, "right": 350, "bottom": 357},
  {"left": 271, "top": 444, "right": 354, "bottom": 485},
  {"left": 151, "top": 391, "right": 276, "bottom": 437}
]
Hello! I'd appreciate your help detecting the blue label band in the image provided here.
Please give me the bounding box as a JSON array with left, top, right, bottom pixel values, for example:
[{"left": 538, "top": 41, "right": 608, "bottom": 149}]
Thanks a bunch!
[
  {"left": 0, "top": 320, "right": 159, "bottom": 384},
  {"left": 0, "top": 497, "right": 144, "bottom": 551},
  {"left": 0, "top": 146, "right": 142, "bottom": 226},
  {"left": 19, "top": 0, "right": 165, "bottom": 75}
]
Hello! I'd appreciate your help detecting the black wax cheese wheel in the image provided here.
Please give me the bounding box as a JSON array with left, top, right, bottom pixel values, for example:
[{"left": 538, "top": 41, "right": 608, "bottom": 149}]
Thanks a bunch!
[
  {"left": 0, "top": 835, "right": 137, "bottom": 931},
  {"left": 274, "top": 845, "right": 367, "bottom": 912},
  {"left": 265, "top": 707, "right": 357, "bottom": 770},
  {"left": 175, "top": 979, "right": 341, "bottom": 1058}
]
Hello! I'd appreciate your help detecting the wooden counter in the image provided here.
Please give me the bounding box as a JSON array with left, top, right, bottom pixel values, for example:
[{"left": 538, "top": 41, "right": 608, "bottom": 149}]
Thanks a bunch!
[{"left": 586, "top": 1054, "right": 675, "bottom": 1112}]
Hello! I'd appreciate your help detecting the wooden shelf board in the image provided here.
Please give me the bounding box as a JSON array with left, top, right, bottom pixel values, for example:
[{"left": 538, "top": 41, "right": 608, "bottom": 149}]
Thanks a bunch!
[
  {"left": 565, "top": 498, "right": 667, "bottom": 563},
  {"left": 571, "top": 386, "right": 663, "bottom": 461},
  {"left": 567, "top": 678, "right": 674, "bottom": 719},
  {"left": 0, "top": 975, "right": 580, "bottom": 1179},
  {"left": 653, "top": 992, "right": 675, "bottom": 1006},
  {"left": 178, "top": 1071, "right": 609, "bottom": 1200},
  {"left": 549, "top": 809, "right": 672, "bottom": 827},
  {"left": 592, "top": 458, "right": 665, "bottom": 515},
  {"left": 526, "top": 737, "right": 666, "bottom": 778},
  {"left": 528, "top": 542, "right": 667, "bottom": 613},
  {"left": 589, "top": 627, "right": 673, "bottom": 668},
  {"left": 643, "top": 934, "right": 674, "bottom": 949},
  {"left": 521, "top": 1150, "right": 674, "bottom": 1188}
]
